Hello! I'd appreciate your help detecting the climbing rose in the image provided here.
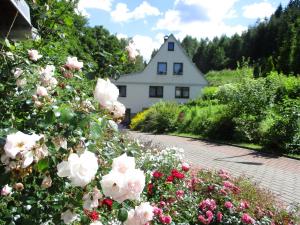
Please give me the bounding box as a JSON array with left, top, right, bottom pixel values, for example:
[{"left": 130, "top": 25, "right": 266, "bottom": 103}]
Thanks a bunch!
[
  {"left": 83, "top": 187, "right": 102, "bottom": 210},
  {"left": 94, "top": 78, "right": 119, "bottom": 108},
  {"left": 13, "top": 68, "right": 23, "bottom": 78},
  {"left": 65, "top": 56, "right": 83, "bottom": 70},
  {"left": 108, "top": 100, "right": 126, "bottom": 118},
  {"left": 28, "top": 49, "right": 42, "bottom": 61},
  {"left": 1, "top": 184, "right": 12, "bottom": 196},
  {"left": 36, "top": 86, "right": 48, "bottom": 97},
  {"left": 101, "top": 155, "right": 145, "bottom": 203},
  {"left": 125, "top": 43, "right": 138, "bottom": 60},
  {"left": 57, "top": 151, "right": 98, "bottom": 187},
  {"left": 61, "top": 209, "right": 78, "bottom": 224},
  {"left": 112, "top": 153, "right": 135, "bottom": 174},
  {"left": 4, "top": 131, "right": 42, "bottom": 159},
  {"left": 124, "top": 202, "right": 154, "bottom": 225}
]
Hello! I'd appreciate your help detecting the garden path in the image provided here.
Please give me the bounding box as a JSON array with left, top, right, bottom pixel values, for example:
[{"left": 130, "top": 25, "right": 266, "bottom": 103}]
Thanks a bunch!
[{"left": 127, "top": 131, "right": 300, "bottom": 207}]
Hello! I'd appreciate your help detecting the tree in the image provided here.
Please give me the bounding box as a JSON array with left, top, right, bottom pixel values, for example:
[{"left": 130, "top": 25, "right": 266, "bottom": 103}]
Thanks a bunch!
[{"left": 181, "top": 35, "right": 199, "bottom": 58}]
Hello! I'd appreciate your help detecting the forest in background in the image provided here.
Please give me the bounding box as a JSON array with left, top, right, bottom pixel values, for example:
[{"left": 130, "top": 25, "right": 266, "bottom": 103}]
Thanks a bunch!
[{"left": 179, "top": 0, "right": 300, "bottom": 76}]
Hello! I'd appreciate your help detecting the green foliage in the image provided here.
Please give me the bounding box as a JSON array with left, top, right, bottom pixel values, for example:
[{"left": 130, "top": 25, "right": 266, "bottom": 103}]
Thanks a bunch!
[
  {"left": 190, "top": 0, "right": 300, "bottom": 76},
  {"left": 131, "top": 70, "right": 300, "bottom": 154},
  {"left": 205, "top": 66, "right": 253, "bottom": 86},
  {"left": 131, "top": 102, "right": 181, "bottom": 134}
]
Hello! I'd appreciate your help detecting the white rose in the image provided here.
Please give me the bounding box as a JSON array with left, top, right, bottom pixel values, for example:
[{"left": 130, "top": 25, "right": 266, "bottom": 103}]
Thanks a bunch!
[
  {"left": 124, "top": 202, "right": 154, "bottom": 225},
  {"left": 90, "top": 222, "right": 103, "bottom": 225},
  {"left": 65, "top": 56, "right": 83, "bottom": 70},
  {"left": 123, "top": 169, "right": 145, "bottom": 201},
  {"left": 112, "top": 153, "right": 135, "bottom": 174},
  {"left": 36, "top": 86, "right": 48, "bottom": 97},
  {"left": 94, "top": 78, "right": 119, "bottom": 108},
  {"left": 13, "top": 68, "right": 23, "bottom": 78},
  {"left": 57, "top": 151, "right": 98, "bottom": 187},
  {"left": 4, "top": 131, "right": 41, "bottom": 159},
  {"left": 83, "top": 187, "right": 102, "bottom": 210},
  {"left": 1, "top": 184, "right": 12, "bottom": 196},
  {"left": 49, "top": 77, "right": 58, "bottom": 88},
  {"left": 100, "top": 170, "right": 127, "bottom": 203},
  {"left": 40, "top": 65, "right": 55, "bottom": 77},
  {"left": 61, "top": 209, "right": 78, "bottom": 224},
  {"left": 125, "top": 44, "right": 138, "bottom": 60},
  {"left": 28, "top": 49, "right": 42, "bottom": 61},
  {"left": 106, "top": 101, "right": 125, "bottom": 118},
  {"left": 16, "top": 78, "right": 27, "bottom": 87}
]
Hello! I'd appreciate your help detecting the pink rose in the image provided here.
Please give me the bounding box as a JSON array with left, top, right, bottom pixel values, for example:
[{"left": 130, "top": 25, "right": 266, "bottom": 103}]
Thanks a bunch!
[
  {"left": 241, "top": 213, "right": 255, "bottom": 224},
  {"left": 176, "top": 190, "right": 184, "bottom": 198},
  {"left": 1, "top": 184, "right": 12, "bottom": 196},
  {"left": 217, "top": 212, "right": 223, "bottom": 222},
  {"left": 224, "top": 201, "right": 233, "bottom": 209}
]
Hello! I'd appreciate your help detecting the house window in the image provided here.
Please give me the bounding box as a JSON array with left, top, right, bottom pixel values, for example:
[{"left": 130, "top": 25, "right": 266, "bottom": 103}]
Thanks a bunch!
[
  {"left": 157, "top": 62, "right": 167, "bottom": 75},
  {"left": 149, "top": 86, "right": 163, "bottom": 98},
  {"left": 173, "top": 63, "right": 183, "bottom": 75},
  {"left": 168, "top": 42, "right": 174, "bottom": 51},
  {"left": 175, "top": 87, "right": 189, "bottom": 99},
  {"left": 117, "top": 85, "right": 126, "bottom": 97}
]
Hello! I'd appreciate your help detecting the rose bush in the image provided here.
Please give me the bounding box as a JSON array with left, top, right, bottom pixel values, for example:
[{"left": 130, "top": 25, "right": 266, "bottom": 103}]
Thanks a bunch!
[{"left": 0, "top": 39, "right": 299, "bottom": 225}]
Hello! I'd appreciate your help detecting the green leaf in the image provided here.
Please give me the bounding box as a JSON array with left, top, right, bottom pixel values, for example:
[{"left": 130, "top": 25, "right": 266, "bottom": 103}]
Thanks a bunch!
[
  {"left": 117, "top": 208, "right": 128, "bottom": 222},
  {"left": 45, "top": 111, "right": 56, "bottom": 124},
  {"left": 59, "top": 105, "right": 75, "bottom": 123},
  {"left": 36, "top": 158, "right": 49, "bottom": 172},
  {"left": 64, "top": 17, "right": 73, "bottom": 26}
]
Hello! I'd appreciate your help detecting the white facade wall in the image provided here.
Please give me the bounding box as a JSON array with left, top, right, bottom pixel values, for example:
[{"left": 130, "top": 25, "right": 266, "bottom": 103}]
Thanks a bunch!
[
  {"left": 113, "top": 34, "right": 208, "bottom": 114},
  {"left": 117, "top": 83, "right": 206, "bottom": 113}
]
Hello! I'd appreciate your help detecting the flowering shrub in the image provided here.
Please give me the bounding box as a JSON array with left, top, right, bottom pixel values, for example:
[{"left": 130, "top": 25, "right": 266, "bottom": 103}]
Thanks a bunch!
[{"left": 0, "top": 43, "right": 298, "bottom": 225}]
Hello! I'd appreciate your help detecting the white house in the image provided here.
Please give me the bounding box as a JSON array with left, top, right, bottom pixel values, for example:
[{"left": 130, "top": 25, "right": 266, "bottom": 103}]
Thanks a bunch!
[{"left": 112, "top": 34, "right": 208, "bottom": 122}]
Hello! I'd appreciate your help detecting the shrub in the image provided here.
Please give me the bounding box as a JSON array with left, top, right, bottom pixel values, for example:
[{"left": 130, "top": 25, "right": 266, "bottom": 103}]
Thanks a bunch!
[
  {"left": 130, "top": 109, "right": 149, "bottom": 130},
  {"left": 131, "top": 101, "right": 181, "bottom": 134},
  {"left": 233, "top": 114, "right": 261, "bottom": 142},
  {"left": 178, "top": 104, "right": 235, "bottom": 140},
  {"left": 201, "top": 86, "right": 219, "bottom": 100},
  {"left": 259, "top": 99, "right": 300, "bottom": 153}
]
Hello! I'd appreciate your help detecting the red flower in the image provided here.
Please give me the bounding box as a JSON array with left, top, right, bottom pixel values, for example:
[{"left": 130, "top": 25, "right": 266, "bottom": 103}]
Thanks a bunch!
[
  {"left": 166, "top": 175, "right": 174, "bottom": 182},
  {"left": 171, "top": 169, "right": 185, "bottom": 179},
  {"left": 88, "top": 211, "right": 99, "bottom": 221},
  {"left": 147, "top": 183, "right": 154, "bottom": 195},
  {"left": 181, "top": 162, "right": 190, "bottom": 172},
  {"left": 101, "top": 198, "right": 113, "bottom": 210},
  {"left": 153, "top": 171, "right": 164, "bottom": 178}
]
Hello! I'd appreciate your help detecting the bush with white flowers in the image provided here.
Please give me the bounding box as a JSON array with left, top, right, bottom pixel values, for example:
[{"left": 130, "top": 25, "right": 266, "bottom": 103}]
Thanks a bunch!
[{"left": 0, "top": 41, "right": 298, "bottom": 225}]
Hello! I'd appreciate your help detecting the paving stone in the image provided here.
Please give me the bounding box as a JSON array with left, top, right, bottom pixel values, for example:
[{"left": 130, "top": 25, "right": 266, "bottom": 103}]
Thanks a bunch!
[{"left": 128, "top": 131, "right": 300, "bottom": 206}]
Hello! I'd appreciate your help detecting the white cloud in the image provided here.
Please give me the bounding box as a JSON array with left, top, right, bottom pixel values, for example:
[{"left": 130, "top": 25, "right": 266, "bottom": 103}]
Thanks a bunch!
[
  {"left": 116, "top": 33, "right": 128, "bottom": 40},
  {"left": 77, "top": 0, "right": 113, "bottom": 17},
  {"left": 242, "top": 1, "right": 275, "bottom": 19},
  {"left": 175, "top": 0, "right": 239, "bottom": 22},
  {"left": 111, "top": 1, "right": 161, "bottom": 23},
  {"left": 130, "top": 34, "right": 164, "bottom": 62},
  {"left": 155, "top": 7, "right": 246, "bottom": 40}
]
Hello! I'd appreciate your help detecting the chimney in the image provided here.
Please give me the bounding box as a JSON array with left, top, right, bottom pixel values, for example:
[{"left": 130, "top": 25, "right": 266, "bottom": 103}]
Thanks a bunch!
[{"left": 164, "top": 35, "right": 169, "bottom": 42}]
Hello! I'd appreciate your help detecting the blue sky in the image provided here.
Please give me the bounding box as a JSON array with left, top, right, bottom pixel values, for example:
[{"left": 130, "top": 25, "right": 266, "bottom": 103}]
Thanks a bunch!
[{"left": 77, "top": 0, "right": 290, "bottom": 61}]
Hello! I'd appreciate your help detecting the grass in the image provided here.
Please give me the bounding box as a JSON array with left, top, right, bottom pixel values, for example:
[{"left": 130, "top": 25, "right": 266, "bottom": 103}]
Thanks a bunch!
[{"left": 169, "top": 132, "right": 300, "bottom": 160}]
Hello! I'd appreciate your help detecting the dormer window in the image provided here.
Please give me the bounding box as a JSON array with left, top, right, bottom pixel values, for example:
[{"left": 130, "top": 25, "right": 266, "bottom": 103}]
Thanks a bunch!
[
  {"left": 168, "top": 42, "right": 174, "bottom": 51},
  {"left": 157, "top": 62, "right": 167, "bottom": 75}
]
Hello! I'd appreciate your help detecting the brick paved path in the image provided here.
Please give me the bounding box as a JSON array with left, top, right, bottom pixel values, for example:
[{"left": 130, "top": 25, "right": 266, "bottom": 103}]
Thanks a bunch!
[{"left": 128, "top": 131, "right": 300, "bottom": 206}]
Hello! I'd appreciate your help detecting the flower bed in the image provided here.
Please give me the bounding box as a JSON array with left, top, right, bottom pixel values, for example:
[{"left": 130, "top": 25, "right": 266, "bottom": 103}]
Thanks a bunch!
[{"left": 0, "top": 45, "right": 298, "bottom": 225}]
